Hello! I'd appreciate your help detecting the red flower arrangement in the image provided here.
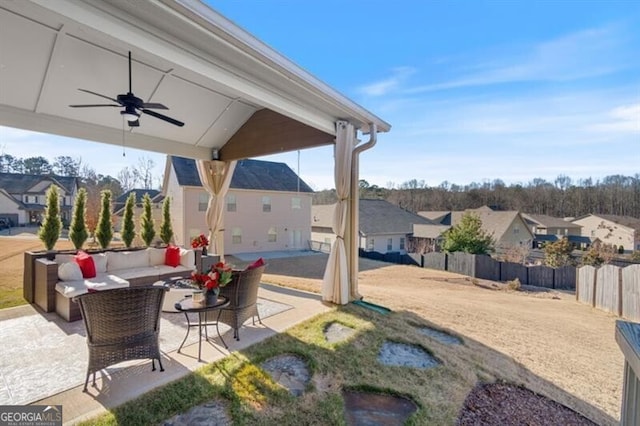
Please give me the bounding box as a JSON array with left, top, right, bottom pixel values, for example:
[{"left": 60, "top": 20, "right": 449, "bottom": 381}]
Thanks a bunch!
[
  {"left": 191, "top": 261, "right": 233, "bottom": 292},
  {"left": 191, "top": 233, "right": 209, "bottom": 249}
]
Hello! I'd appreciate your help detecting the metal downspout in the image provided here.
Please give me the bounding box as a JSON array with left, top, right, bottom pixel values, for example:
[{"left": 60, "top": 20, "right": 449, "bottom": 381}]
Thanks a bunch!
[{"left": 349, "top": 123, "right": 377, "bottom": 300}]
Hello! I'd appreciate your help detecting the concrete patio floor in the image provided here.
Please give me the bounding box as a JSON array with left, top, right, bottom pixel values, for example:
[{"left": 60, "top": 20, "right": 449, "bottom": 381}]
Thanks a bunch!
[{"left": 2, "top": 283, "right": 331, "bottom": 425}]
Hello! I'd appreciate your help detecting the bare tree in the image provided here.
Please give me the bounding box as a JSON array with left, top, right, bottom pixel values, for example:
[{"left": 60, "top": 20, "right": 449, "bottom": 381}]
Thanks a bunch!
[{"left": 133, "top": 156, "right": 155, "bottom": 189}]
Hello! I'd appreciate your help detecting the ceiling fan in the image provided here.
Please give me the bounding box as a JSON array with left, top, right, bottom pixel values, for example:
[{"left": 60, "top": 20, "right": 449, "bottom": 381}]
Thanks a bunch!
[{"left": 69, "top": 51, "right": 184, "bottom": 127}]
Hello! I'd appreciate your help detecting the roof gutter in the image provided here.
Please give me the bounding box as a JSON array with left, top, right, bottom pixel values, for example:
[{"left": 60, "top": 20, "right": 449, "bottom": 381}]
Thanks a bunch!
[{"left": 349, "top": 123, "right": 377, "bottom": 300}]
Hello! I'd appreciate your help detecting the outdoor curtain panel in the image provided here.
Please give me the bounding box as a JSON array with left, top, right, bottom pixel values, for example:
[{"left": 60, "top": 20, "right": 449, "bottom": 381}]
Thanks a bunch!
[
  {"left": 197, "top": 159, "right": 237, "bottom": 260},
  {"left": 322, "top": 121, "right": 355, "bottom": 305}
]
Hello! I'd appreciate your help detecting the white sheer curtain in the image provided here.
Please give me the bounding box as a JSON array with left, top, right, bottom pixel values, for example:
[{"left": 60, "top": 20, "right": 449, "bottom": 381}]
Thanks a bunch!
[
  {"left": 196, "top": 159, "right": 237, "bottom": 261},
  {"left": 322, "top": 121, "right": 355, "bottom": 304}
]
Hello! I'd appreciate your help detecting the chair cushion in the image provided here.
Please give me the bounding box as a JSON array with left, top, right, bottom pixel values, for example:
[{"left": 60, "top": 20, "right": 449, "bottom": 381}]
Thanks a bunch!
[
  {"left": 179, "top": 248, "right": 195, "bottom": 268},
  {"left": 58, "top": 262, "right": 83, "bottom": 281},
  {"left": 114, "top": 267, "right": 159, "bottom": 281},
  {"left": 246, "top": 257, "right": 265, "bottom": 270},
  {"left": 55, "top": 274, "right": 129, "bottom": 298},
  {"left": 92, "top": 253, "right": 108, "bottom": 273},
  {"left": 107, "top": 250, "right": 150, "bottom": 271},
  {"left": 165, "top": 245, "right": 180, "bottom": 267},
  {"left": 147, "top": 248, "right": 165, "bottom": 266},
  {"left": 75, "top": 251, "right": 96, "bottom": 278}
]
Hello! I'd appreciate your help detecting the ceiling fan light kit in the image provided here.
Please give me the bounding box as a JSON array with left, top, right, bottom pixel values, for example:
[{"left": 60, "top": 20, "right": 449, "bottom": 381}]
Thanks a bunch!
[{"left": 69, "top": 51, "right": 184, "bottom": 128}]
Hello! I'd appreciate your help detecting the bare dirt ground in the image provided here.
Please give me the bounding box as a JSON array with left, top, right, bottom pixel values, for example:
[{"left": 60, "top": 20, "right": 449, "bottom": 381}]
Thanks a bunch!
[{"left": 259, "top": 254, "right": 623, "bottom": 426}]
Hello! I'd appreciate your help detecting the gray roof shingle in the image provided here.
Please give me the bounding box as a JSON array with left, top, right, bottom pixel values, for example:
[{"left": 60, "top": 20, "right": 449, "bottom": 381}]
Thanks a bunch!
[
  {"left": 0, "top": 172, "right": 78, "bottom": 194},
  {"left": 171, "top": 156, "right": 313, "bottom": 193},
  {"left": 313, "top": 199, "right": 434, "bottom": 235}
]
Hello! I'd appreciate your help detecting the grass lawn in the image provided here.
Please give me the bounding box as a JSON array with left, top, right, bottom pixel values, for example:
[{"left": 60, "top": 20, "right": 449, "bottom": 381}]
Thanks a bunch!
[{"left": 0, "top": 237, "right": 77, "bottom": 309}]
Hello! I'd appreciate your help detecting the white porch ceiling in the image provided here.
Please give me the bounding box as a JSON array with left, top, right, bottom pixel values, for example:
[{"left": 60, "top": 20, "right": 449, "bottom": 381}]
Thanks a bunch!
[{"left": 0, "top": 0, "right": 390, "bottom": 161}]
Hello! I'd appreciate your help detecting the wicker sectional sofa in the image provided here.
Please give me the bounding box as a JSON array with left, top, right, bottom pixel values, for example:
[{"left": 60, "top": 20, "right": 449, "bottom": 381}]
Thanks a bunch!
[{"left": 34, "top": 247, "right": 197, "bottom": 321}]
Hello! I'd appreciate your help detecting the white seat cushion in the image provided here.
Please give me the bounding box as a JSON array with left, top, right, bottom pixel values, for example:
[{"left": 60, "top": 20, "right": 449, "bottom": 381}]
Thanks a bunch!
[
  {"left": 153, "top": 264, "right": 193, "bottom": 276},
  {"left": 55, "top": 274, "right": 129, "bottom": 298},
  {"left": 114, "top": 267, "right": 159, "bottom": 281}
]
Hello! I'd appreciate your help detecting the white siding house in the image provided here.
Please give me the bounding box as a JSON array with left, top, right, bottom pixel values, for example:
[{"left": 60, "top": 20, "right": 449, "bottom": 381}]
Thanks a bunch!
[
  {"left": 0, "top": 173, "right": 79, "bottom": 226},
  {"left": 572, "top": 214, "right": 640, "bottom": 253},
  {"left": 163, "top": 156, "right": 313, "bottom": 254}
]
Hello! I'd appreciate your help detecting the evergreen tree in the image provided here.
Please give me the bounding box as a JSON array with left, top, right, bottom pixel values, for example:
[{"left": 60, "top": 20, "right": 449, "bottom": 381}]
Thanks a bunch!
[
  {"left": 140, "top": 193, "right": 156, "bottom": 247},
  {"left": 38, "top": 185, "right": 62, "bottom": 250},
  {"left": 94, "top": 190, "right": 113, "bottom": 249},
  {"left": 442, "top": 212, "right": 494, "bottom": 254},
  {"left": 543, "top": 237, "right": 574, "bottom": 268},
  {"left": 121, "top": 192, "right": 136, "bottom": 248},
  {"left": 69, "top": 188, "right": 88, "bottom": 249},
  {"left": 159, "top": 196, "right": 173, "bottom": 245}
]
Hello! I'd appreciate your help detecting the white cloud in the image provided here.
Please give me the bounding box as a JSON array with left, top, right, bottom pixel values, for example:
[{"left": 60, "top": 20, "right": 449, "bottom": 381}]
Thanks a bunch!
[
  {"left": 357, "top": 67, "right": 416, "bottom": 96},
  {"left": 404, "top": 24, "right": 630, "bottom": 94},
  {"left": 587, "top": 103, "right": 640, "bottom": 133}
]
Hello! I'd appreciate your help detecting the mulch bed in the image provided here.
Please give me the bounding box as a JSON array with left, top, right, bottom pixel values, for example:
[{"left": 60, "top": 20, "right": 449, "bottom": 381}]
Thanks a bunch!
[{"left": 457, "top": 382, "right": 597, "bottom": 425}]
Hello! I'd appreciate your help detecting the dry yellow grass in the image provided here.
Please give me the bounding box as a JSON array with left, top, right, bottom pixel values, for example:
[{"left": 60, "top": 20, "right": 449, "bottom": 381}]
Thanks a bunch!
[{"left": 0, "top": 236, "right": 92, "bottom": 308}]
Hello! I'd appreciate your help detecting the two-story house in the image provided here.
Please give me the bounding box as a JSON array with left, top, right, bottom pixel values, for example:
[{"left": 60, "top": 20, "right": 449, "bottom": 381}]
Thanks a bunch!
[
  {"left": 163, "top": 156, "right": 313, "bottom": 254},
  {"left": 416, "top": 207, "right": 535, "bottom": 251},
  {"left": 312, "top": 199, "right": 434, "bottom": 254},
  {"left": 0, "top": 172, "right": 79, "bottom": 226},
  {"left": 572, "top": 214, "right": 640, "bottom": 253},
  {"left": 521, "top": 213, "right": 589, "bottom": 248}
]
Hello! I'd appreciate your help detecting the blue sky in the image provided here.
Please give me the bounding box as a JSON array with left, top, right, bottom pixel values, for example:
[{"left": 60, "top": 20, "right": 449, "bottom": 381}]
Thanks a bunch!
[{"left": 1, "top": 0, "right": 638, "bottom": 190}]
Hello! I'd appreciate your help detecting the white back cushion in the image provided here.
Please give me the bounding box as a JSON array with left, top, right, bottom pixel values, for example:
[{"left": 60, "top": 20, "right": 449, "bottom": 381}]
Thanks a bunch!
[
  {"left": 91, "top": 253, "right": 108, "bottom": 273},
  {"left": 147, "top": 248, "right": 165, "bottom": 266},
  {"left": 58, "top": 262, "right": 83, "bottom": 281},
  {"left": 107, "top": 250, "right": 150, "bottom": 271},
  {"left": 180, "top": 248, "right": 195, "bottom": 268}
]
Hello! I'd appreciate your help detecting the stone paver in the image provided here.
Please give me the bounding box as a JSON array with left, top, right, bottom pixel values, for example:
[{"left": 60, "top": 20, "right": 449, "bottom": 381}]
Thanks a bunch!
[
  {"left": 343, "top": 390, "right": 418, "bottom": 425},
  {"left": 260, "top": 354, "right": 310, "bottom": 397},
  {"left": 163, "top": 400, "right": 230, "bottom": 426},
  {"left": 324, "top": 322, "right": 357, "bottom": 344},
  {"left": 418, "top": 326, "right": 462, "bottom": 345},
  {"left": 378, "top": 341, "right": 440, "bottom": 369}
]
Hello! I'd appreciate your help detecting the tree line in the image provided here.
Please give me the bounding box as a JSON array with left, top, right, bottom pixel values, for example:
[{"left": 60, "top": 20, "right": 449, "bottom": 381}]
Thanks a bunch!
[{"left": 313, "top": 174, "right": 640, "bottom": 218}]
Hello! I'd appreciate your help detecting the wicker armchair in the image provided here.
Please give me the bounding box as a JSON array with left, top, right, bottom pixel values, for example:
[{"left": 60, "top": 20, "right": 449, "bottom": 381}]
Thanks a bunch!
[
  {"left": 215, "top": 264, "right": 266, "bottom": 341},
  {"left": 75, "top": 286, "right": 167, "bottom": 391}
]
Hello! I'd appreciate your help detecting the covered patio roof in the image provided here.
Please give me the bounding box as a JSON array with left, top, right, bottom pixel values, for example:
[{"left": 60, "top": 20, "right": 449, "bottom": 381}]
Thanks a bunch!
[{"left": 0, "top": 0, "right": 390, "bottom": 161}]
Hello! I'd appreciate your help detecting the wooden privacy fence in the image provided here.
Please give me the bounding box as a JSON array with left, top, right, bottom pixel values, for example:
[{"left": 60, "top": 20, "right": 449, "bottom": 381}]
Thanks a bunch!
[
  {"left": 421, "top": 252, "right": 577, "bottom": 290},
  {"left": 577, "top": 264, "right": 640, "bottom": 321}
]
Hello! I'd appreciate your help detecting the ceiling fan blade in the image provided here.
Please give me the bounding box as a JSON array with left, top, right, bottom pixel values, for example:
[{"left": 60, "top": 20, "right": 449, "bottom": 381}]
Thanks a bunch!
[
  {"left": 141, "top": 102, "right": 168, "bottom": 110},
  {"left": 142, "top": 109, "right": 184, "bottom": 127},
  {"left": 78, "top": 89, "right": 120, "bottom": 104},
  {"left": 69, "top": 104, "right": 120, "bottom": 108}
]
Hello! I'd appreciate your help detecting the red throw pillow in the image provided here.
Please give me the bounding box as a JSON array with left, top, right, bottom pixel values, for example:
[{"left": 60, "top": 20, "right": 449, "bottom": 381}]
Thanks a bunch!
[
  {"left": 246, "top": 257, "right": 265, "bottom": 270},
  {"left": 165, "top": 245, "right": 181, "bottom": 267},
  {"left": 74, "top": 251, "right": 96, "bottom": 278}
]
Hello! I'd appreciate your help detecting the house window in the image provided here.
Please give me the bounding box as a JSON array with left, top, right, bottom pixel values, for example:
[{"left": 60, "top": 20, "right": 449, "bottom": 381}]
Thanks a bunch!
[
  {"left": 232, "top": 227, "right": 242, "bottom": 244},
  {"left": 400, "top": 237, "right": 405, "bottom": 250},
  {"left": 387, "top": 238, "right": 393, "bottom": 251},
  {"left": 591, "top": 230, "right": 596, "bottom": 237},
  {"left": 514, "top": 225, "right": 520, "bottom": 235},
  {"left": 198, "top": 194, "right": 208, "bottom": 212},
  {"left": 367, "top": 238, "right": 374, "bottom": 250},
  {"left": 262, "top": 196, "right": 271, "bottom": 212},
  {"left": 268, "top": 227, "right": 277, "bottom": 242},
  {"left": 291, "top": 197, "right": 301, "bottom": 209},
  {"left": 227, "top": 194, "right": 236, "bottom": 212}
]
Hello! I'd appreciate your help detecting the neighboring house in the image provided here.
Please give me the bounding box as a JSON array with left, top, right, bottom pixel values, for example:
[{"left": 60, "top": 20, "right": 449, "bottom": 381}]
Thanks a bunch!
[
  {"left": 521, "top": 213, "right": 589, "bottom": 248},
  {"left": 0, "top": 172, "right": 79, "bottom": 226},
  {"left": 572, "top": 214, "right": 640, "bottom": 253},
  {"left": 163, "top": 156, "right": 313, "bottom": 254},
  {"left": 416, "top": 207, "right": 535, "bottom": 251},
  {"left": 113, "top": 189, "right": 164, "bottom": 242},
  {"left": 312, "top": 199, "right": 434, "bottom": 254}
]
